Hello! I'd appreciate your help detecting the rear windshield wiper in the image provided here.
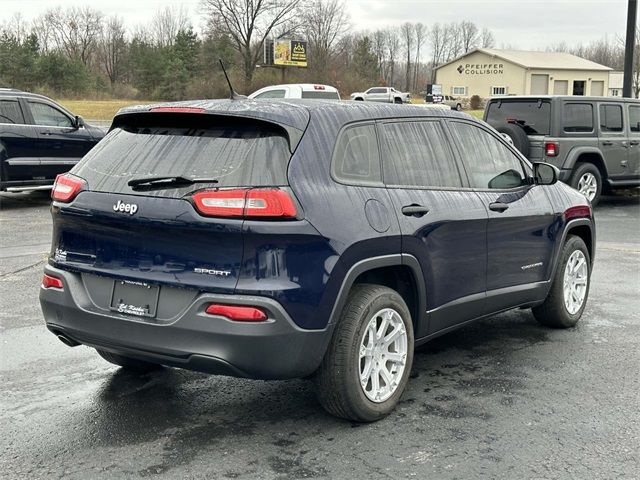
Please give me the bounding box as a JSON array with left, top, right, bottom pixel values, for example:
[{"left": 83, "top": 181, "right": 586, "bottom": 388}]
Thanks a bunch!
[{"left": 128, "top": 175, "right": 219, "bottom": 190}]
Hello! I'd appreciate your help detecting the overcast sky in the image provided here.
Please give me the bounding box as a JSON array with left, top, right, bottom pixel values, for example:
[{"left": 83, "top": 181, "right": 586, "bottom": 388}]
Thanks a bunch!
[{"left": 0, "top": 0, "right": 633, "bottom": 51}]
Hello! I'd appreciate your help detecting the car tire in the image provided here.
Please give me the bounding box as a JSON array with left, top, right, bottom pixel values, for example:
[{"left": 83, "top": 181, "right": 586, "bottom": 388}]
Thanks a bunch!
[
  {"left": 354, "top": 97, "right": 364, "bottom": 101},
  {"left": 314, "top": 284, "right": 414, "bottom": 422},
  {"left": 495, "top": 124, "right": 530, "bottom": 158},
  {"left": 394, "top": 97, "right": 403, "bottom": 104},
  {"left": 455, "top": 103, "right": 462, "bottom": 111},
  {"left": 96, "top": 349, "right": 162, "bottom": 371},
  {"left": 532, "top": 235, "right": 591, "bottom": 329},
  {"left": 570, "top": 162, "right": 602, "bottom": 206}
]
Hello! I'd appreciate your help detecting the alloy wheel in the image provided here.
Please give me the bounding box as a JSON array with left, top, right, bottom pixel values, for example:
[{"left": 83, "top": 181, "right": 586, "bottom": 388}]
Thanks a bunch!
[
  {"left": 577, "top": 172, "right": 598, "bottom": 202},
  {"left": 563, "top": 250, "right": 588, "bottom": 315}
]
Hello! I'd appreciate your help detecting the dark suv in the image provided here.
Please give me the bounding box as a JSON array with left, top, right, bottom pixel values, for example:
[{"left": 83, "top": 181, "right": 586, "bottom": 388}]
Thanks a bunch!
[
  {"left": 484, "top": 95, "right": 640, "bottom": 205},
  {"left": 0, "top": 89, "right": 104, "bottom": 192},
  {"left": 40, "top": 100, "right": 595, "bottom": 422}
]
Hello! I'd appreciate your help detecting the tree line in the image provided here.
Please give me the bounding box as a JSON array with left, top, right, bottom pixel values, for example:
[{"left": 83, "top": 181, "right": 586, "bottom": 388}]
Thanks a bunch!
[{"left": 0, "top": 0, "right": 636, "bottom": 100}]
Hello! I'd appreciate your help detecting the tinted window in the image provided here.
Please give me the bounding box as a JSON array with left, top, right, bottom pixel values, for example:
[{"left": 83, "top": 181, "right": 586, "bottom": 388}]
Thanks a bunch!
[
  {"left": 368, "top": 88, "right": 386, "bottom": 94},
  {"left": 74, "top": 115, "right": 292, "bottom": 196},
  {"left": 0, "top": 100, "right": 24, "bottom": 124},
  {"left": 564, "top": 103, "right": 593, "bottom": 132},
  {"left": 301, "top": 90, "right": 340, "bottom": 100},
  {"left": 28, "top": 101, "right": 73, "bottom": 127},
  {"left": 486, "top": 100, "right": 551, "bottom": 135},
  {"left": 332, "top": 124, "right": 381, "bottom": 185},
  {"left": 629, "top": 105, "right": 640, "bottom": 133},
  {"left": 255, "top": 89, "right": 286, "bottom": 99},
  {"left": 450, "top": 122, "right": 526, "bottom": 190},
  {"left": 600, "top": 104, "right": 623, "bottom": 132},
  {"left": 380, "top": 121, "right": 462, "bottom": 188}
]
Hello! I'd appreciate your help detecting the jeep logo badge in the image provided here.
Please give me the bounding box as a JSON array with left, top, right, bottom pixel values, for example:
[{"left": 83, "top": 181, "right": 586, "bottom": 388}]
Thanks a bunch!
[{"left": 113, "top": 200, "right": 138, "bottom": 215}]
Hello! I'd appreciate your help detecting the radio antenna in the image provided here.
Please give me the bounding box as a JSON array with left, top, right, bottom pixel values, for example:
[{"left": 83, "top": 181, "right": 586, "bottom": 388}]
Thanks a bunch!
[{"left": 219, "top": 59, "right": 246, "bottom": 100}]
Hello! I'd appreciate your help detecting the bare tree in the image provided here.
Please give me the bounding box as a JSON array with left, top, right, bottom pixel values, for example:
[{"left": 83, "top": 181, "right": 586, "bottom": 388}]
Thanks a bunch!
[
  {"left": 1, "top": 13, "right": 29, "bottom": 42},
  {"left": 429, "top": 23, "right": 447, "bottom": 82},
  {"left": 400, "top": 22, "right": 414, "bottom": 91},
  {"left": 444, "top": 22, "right": 462, "bottom": 61},
  {"left": 386, "top": 28, "right": 400, "bottom": 86},
  {"left": 460, "top": 20, "right": 479, "bottom": 53},
  {"left": 151, "top": 6, "right": 190, "bottom": 48},
  {"left": 480, "top": 27, "right": 495, "bottom": 48},
  {"left": 413, "top": 22, "right": 427, "bottom": 92},
  {"left": 302, "top": 0, "right": 349, "bottom": 75},
  {"left": 99, "top": 16, "right": 127, "bottom": 85},
  {"left": 202, "top": 0, "right": 301, "bottom": 92},
  {"left": 44, "top": 6, "right": 104, "bottom": 67}
]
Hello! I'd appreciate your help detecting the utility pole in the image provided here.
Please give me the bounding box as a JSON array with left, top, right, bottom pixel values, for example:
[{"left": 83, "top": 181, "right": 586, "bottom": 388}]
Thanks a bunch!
[{"left": 623, "top": 0, "right": 637, "bottom": 97}]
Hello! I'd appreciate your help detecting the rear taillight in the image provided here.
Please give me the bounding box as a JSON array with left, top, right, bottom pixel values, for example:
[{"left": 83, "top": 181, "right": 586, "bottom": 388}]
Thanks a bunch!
[
  {"left": 191, "top": 189, "right": 297, "bottom": 219},
  {"left": 205, "top": 304, "right": 268, "bottom": 322},
  {"left": 51, "top": 174, "right": 86, "bottom": 202},
  {"left": 545, "top": 142, "right": 559, "bottom": 157},
  {"left": 42, "top": 274, "right": 63, "bottom": 289},
  {"left": 565, "top": 205, "right": 592, "bottom": 219}
]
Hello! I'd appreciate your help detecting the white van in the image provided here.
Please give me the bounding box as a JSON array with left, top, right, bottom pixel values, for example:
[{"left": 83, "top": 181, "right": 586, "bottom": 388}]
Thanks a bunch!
[{"left": 248, "top": 83, "right": 341, "bottom": 100}]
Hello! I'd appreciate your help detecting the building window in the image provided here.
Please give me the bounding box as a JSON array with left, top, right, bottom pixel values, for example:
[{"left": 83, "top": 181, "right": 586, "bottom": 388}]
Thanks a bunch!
[
  {"left": 491, "top": 86, "right": 507, "bottom": 96},
  {"left": 452, "top": 86, "right": 467, "bottom": 96},
  {"left": 611, "top": 89, "right": 620, "bottom": 97}
]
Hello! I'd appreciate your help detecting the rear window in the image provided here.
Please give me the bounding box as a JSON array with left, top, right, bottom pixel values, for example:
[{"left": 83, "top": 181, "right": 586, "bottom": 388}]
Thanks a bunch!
[
  {"left": 73, "top": 114, "right": 292, "bottom": 196},
  {"left": 301, "top": 90, "right": 340, "bottom": 100},
  {"left": 486, "top": 100, "right": 551, "bottom": 135},
  {"left": 564, "top": 103, "right": 594, "bottom": 132},
  {"left": 0, "top": 99, "right": 24, "bottom": 124}
]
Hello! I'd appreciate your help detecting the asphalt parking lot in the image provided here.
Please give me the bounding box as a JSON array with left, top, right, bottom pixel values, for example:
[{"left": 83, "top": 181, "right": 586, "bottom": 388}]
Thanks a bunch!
[{"left": 1, "top": 190, "right": 639, "bottom": 479}]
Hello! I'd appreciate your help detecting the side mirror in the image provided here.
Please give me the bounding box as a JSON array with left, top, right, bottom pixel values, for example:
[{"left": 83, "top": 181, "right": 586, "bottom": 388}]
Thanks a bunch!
[
  {"left": 74, "top": 115, "right": 85, "bottom": 128},
  {"left": 533, "top": 162, "right": 559, "bottom": 186}
]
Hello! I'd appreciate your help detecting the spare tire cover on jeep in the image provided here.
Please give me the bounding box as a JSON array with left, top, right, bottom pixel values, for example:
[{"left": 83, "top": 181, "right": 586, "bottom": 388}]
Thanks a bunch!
[{"left": 496, "top": 124, "right": 530, "bottom": 158}]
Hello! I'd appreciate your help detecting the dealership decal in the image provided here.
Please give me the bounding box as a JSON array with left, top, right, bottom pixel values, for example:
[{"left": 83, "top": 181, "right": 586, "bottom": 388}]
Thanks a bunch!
[{"left": 458, "top": 63, "right": 504, "bottom": 75}]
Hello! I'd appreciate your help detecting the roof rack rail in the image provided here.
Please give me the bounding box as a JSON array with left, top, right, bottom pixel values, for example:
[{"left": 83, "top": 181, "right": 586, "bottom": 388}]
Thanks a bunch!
[{"left": 0, "top": 88, "right": 23, "bottom": 92}]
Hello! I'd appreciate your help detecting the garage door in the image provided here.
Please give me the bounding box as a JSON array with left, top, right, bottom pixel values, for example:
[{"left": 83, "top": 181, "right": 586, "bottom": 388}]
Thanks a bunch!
[
  {"left": 531, "top": 74, "right": 549, "bottom": 94},
  {"left": 591, "top": 81, "right": 604, "bottom": 96},
  {"left": 553, "top": 80, "right": 568, "bottom": 95}
]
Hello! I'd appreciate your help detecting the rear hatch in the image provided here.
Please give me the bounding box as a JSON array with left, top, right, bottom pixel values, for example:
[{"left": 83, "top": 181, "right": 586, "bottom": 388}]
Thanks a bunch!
[
  {"left": 485, "top": 98, "right": 552, "bottom": 161},
  {"left": 50, "top": 110, "right": 303, "bottom": 297}
]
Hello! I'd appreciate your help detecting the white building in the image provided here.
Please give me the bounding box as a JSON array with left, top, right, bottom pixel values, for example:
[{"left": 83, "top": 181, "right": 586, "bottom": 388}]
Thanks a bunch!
[{"left": 608, "top": 71, "right": 624, "bottom": 97}]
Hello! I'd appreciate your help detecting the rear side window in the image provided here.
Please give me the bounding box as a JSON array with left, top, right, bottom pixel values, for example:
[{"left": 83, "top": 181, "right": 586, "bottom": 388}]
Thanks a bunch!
[
  {"left": 255, "top": 89, "right": 286, "bottom": 99},
  {"left": 0, "top": 99, "right": 24, "bottom": 124},
  {"left": 332, "top": 124, "right": 381, "bottom": 185},
  {"left": 564, "top": 103, "right": 593, "bottom": 132},
  {"left": 368, "top": 88, "right": 386, "bottom": 94},
  {"left": 450, "top": 122, "right": 527, "bottom": 190},
  {"left": 74, "top": 114, "right": 292, "bottom": 196},
  {"left": 485, "top": 100, "right": 551, "bottom": 135},
  {"left": 600, "top": 104, "right": 623, "bottom": 132},
  {"left": 380, "top": 121, "right": 463, "bottom": 188},
  {"left": 629, "top": 105, "right": 640, "bottom": 133},
  {"left": 301, "top": 90, "right": 340, "bottom": 100}
]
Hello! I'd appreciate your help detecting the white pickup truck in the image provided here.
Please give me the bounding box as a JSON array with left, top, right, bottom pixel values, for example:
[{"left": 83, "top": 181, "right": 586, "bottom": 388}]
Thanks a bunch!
[{"left": 349, "top": 87, "right": 411, "bottom": 104}]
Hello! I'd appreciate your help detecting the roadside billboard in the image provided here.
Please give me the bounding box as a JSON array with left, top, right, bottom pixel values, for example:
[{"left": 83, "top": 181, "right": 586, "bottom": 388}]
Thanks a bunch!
[{"left": 273, "top": 39, "right": 308, "bottom": 67}]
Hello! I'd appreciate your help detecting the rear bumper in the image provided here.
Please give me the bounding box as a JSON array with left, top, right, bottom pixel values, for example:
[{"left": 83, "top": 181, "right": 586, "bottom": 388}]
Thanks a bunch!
[{"left": 39, "top": 265, "right": 332, "bottom": 379}]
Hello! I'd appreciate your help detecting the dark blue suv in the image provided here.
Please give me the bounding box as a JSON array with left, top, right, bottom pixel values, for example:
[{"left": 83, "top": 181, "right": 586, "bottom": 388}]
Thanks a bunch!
[{"left": 40, "top": 100, "right": 595, "bottom": 421}]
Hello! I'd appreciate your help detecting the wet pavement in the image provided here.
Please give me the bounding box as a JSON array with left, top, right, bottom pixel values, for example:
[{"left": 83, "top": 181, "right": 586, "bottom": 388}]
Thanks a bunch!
[{"left": 1, "top": 190, "right": 639, "bottom": 479}]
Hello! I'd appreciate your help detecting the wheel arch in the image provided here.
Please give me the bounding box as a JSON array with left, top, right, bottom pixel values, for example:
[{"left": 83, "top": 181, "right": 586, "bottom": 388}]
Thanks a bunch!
[
  {"left": 328, "top": 255, "right": 426, "bottom": 333},
  {"left": 563, "top": 148, "right": 608, "bottom": 180},
  {"left": 548, "top": 218, "right": 595, "bottom": 284}
]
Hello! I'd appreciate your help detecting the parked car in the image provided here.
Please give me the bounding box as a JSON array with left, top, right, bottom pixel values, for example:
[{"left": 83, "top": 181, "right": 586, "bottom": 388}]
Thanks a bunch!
[
  {"left": 248, "top": 83, "right": 340, "bottom": 100},
  {"left": 0, "top": 89, "right": 105, "bottom": 192},
  {"left": 426, "top": 94, "right": 463, "bottom": 111},
  {"left": 484, "top": 95, "right": 640, "bottom": 205},
  {"left": 350, "top": 87, "right": 411, "bottom": 104},
  {"left": 41, "top": 100, "right": 595, "bottom": 422}
]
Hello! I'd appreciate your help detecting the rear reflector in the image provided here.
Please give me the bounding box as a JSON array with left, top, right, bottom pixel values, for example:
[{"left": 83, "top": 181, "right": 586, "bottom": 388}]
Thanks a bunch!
[
  {"left": 565, "top": 205, "right": 592, "bottom": 219},
  {"left": 51, "top": 174, "right": 86, "bottom": 202},
  {"left": 545, "top": 142, "right": 559, "bottom": 157},
  {"left": 149, "top": 106, "right": 206, "bottom": 113},
  {"left": 205, "top": 304, "right": 268, "bottom": 322},
  {"left": 191, "top": 189, "right": 297, "bottom": 219},
  {"left": 42, "top": 274, "right": 63, "bottom": 289}
]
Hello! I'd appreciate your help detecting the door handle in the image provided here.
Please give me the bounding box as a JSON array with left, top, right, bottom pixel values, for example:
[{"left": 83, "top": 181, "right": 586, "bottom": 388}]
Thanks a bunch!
[
  {"left": 489, "top": 202, "right": 509, "bottom": 213},
  {"left": 40, "top": 130, "right": 53, "bottom": 135},
  {"left": 401, "top": 204, "right": 430, "bottom": 217},
  {"left": 601, "top": 140, "right": 613, "bottom": 146}
]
